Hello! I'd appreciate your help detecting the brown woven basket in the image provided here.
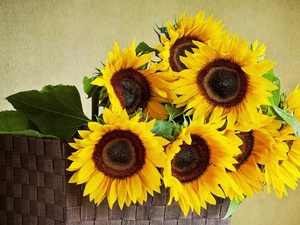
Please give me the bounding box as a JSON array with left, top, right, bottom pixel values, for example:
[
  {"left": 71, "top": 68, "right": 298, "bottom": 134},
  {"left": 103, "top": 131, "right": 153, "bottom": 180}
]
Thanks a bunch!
[{"left": 0, "top": 134, "right": 231, "bottom": 225}]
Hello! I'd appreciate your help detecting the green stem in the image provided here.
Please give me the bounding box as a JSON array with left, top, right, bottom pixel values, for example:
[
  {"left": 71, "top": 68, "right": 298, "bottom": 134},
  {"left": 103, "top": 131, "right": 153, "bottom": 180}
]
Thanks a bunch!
[{"left": 91, "top": 91, "right": 99, "bottom": 121}]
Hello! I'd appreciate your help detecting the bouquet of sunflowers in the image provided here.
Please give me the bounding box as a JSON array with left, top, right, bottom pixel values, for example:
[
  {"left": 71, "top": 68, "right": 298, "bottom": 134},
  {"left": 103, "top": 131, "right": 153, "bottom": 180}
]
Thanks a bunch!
[{"left": 1, "top": 10, "right": 300, "bottom": 217}]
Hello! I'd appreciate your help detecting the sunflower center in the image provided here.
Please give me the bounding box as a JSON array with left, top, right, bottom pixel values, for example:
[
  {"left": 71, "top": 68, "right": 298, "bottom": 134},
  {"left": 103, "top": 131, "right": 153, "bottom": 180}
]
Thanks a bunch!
[
  {"left": 198, "top": 59, "right": 248, "bottom": 108},
  {"left": 106, "top": 139, "right": 133, "bottom": 165},
  {"left": 173, "top": 147, "right": 197, "bottom": 170},
  {"left": 169, "top": 36, "right": 198, "bottom": 72},
  {"left": 234, "top": 131, "right": 254, "bottom": 169},
  {"left": 110, "top": 68, "right": 151, "bottom": 114},
  {"left": 171, "top": 134, "right": 210, "bottom": 183},
  {"left": 93, "top": 130, "right": 146, "bottom": 179}
]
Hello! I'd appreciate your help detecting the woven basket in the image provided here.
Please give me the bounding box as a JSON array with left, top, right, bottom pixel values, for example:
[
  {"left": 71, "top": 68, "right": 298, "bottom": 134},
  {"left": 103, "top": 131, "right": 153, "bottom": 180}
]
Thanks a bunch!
[{"left": 0, "top": 134, "right": 231, "bottom": 225}]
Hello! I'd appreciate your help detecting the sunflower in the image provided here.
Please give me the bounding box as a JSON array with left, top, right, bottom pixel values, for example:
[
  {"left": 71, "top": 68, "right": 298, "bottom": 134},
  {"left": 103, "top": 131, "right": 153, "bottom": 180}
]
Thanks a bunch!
[
  {"left": 173, "top": 34, "right": 277, "bottom": 127},
  {"left": 156, "top": 10, "right": 226, "bottom": 73},
  {"left": 265, "top": 85, "right": 300, "bottom": 198},
  {"left": 163, "top": 114, "right": 241, "bottom": 216},
  {"left": 225, "top": 111, "right": 287, "bottom": 199},
  {"left": 67, "top": 108, "right": 168, "bottom": 209},
  {"left": 264, "top": 125, "right": 300, "bottom": 198},
  {"left": 91, "top": 38, "right": 175, "bottom": 120},
  {"left": 285, "top": 84, "right": 300, "bottom": 120}
]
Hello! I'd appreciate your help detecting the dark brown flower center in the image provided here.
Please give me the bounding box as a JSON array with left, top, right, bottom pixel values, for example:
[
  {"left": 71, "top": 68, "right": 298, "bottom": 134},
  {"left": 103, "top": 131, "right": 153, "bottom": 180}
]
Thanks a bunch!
[
  {"left": 110, "top": 68, "right": 151, "bottom": 114},
  {"left": 169, "top": 36, "right": 198, "bottom": 72},
  {"left": 92, "top": 130, "right": 146, "bottom": 179},
  {"left": 171, "top": 134, "right": 210, "bottom": 183},
  {"left": 106, "top": 139, "right": 133, "bottom": 166},
  {"left": 234, "top": 131, "right": 254, "bottom": 169},
  {"left": 197, "top": 59, "right": 248, "bottom": 108}
]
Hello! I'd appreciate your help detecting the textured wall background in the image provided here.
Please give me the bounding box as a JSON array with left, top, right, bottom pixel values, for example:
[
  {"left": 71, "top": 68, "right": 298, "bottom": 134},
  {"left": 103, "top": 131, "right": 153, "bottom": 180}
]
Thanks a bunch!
[{"left": 1, "top": 0, "right": 300, "bottom": 224}]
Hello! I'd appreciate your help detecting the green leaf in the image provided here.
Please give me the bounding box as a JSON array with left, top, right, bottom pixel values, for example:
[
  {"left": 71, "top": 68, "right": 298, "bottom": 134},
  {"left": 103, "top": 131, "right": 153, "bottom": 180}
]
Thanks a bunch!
[
  {"left": 263, "top": 69, "right": 281, "bottom": 106},
  {"left": 0, "top": 111, "right": 56, "bottom": 138},
  {"left": 165, "top": 104, "right": 185, "bottom": 121},
  {"left": 0, "top": 111, "right": 32, "bottom": 132},
  {"left": 154, "top": 24, "right": 169, "bottom": 37},
  {"left": 83, "top": 76, "right": 92, "bottom": 95},
  {"left": 151, "top": 120, "right": 175, "bottom": 137},
  {"left": 224, "top": 199, "right": 243, "bottom": 219},
  {"left": 272, "top": 105, "right": 300, "bottom": 138},
  {"left": 136, "top": 42, "right": 158, "bottom": 55},
  {"left": 41, "top": 84, "right": 59, "bottom": 93},
  {"left": 83, "top": 75, "right": 102, "bottom": 99},
  {"left": 6, "top": 85, "right": 90, "bottom": 139},
  {"left": 0, "top": 130, "right": 57, "bottom": 138}
]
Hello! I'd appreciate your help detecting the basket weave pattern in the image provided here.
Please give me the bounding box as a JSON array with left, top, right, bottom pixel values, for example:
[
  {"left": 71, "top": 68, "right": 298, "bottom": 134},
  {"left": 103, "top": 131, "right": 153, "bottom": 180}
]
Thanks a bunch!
[{"left": 0, "top": 134, "right": 231, "bottom": 225}]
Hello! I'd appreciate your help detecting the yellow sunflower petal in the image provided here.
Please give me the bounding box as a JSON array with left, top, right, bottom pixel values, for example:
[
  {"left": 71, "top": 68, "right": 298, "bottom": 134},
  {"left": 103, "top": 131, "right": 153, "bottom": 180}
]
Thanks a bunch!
[
  {"left": 77, "top": 160, "right": 96, "bottom": 184},
  {"left": 83, "top": 172, "right": 104, "bottom": 196},
  {"left": 107, "top": 179, "right": 118, "bottom": 209}
]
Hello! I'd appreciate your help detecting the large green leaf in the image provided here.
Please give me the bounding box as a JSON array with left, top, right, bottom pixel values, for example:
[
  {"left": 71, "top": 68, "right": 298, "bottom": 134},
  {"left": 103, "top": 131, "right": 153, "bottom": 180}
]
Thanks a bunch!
[
  {"left": 0, "top": 111, "right": 56, "bottom": 138},
  {"left": 0, "top": 111, "right": 31, "bottom": 132},
  {"left": 0, "top": 129, "right": 56, "bottom": 138},
  {"left": 6, "top": 85, "right": 90, "bottom": 139}
]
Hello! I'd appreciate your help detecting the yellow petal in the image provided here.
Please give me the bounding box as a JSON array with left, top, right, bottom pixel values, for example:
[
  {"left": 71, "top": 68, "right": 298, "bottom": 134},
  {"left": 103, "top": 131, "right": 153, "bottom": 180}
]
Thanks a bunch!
[
  {"left": 83, "top": 172, "right": 104, "bottom": 196},
  {"left": 77, "top": 160, "right": 96, "bottom": 184},
  {"left": 107, "top": 179, "right": 118, "bottom": 209},
  {"left": 117, "top": 179, "right": 127, "bottom": 209}
]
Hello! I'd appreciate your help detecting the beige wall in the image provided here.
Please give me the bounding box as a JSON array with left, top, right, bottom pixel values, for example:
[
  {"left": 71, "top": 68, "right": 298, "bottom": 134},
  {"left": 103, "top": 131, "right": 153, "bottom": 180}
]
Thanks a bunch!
[{"left": 1, "top": 0, "right": 300, "bottom": 224}]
